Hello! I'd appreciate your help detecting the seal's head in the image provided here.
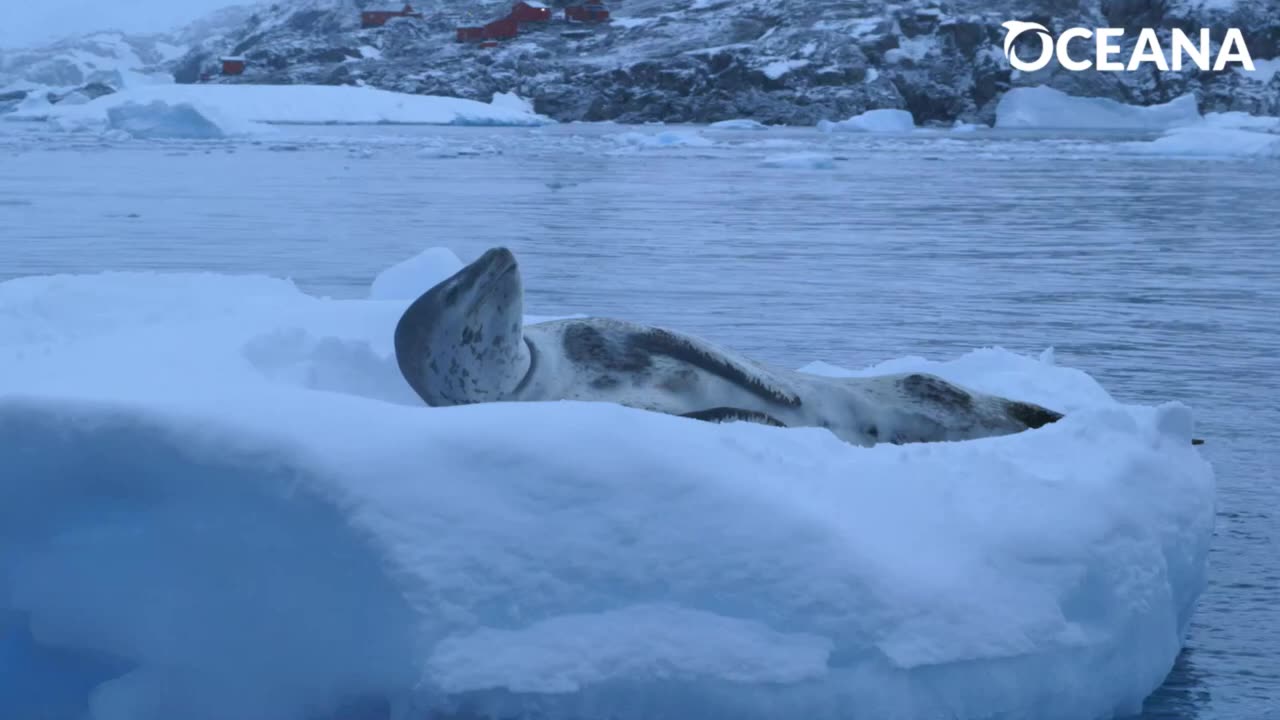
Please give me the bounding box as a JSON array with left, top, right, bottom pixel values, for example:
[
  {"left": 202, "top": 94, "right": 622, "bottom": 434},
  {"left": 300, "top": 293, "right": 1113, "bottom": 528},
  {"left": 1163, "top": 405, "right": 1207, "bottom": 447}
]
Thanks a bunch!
[{"left": 394, "top": 247, "right": 530, "bottom": 406}]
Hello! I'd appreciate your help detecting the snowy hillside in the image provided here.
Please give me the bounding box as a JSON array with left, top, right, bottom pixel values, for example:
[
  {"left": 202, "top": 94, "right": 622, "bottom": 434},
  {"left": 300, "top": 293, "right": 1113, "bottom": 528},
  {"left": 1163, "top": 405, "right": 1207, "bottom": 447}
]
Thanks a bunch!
[
  {"left": 0, "top": 6, "right": 256, "bottom": 114},
  {"left": 162, "top": 0, "right": 1280, "bottom": 125}
]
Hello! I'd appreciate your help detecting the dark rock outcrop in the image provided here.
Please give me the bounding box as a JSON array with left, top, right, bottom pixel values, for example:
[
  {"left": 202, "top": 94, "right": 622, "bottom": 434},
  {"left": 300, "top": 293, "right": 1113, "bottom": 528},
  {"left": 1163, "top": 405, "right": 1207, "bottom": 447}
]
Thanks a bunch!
[{"left": 163, "top": 0, "right": 1280, "bottom": 125}]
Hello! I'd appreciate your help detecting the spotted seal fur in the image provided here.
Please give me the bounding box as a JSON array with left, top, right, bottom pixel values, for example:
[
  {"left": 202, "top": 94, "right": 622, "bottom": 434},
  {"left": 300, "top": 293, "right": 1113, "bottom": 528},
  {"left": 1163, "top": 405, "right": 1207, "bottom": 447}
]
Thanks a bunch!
[{"left": 394, "top": 247, "right": 1072, "bottom": 446}]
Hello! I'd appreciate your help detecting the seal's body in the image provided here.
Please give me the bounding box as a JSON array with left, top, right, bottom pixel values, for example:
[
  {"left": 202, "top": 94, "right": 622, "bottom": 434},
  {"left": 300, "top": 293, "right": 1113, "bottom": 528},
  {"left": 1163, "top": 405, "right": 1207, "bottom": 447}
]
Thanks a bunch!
[{"left": 394, "top": 247, "right": 1062, "bottom": 446}]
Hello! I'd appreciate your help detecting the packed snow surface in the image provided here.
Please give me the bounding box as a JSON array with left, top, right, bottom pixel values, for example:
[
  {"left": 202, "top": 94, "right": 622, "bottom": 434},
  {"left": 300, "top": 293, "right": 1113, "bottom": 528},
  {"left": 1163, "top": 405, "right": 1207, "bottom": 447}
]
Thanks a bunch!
[
  {"left": 995, "top": 86, "right": 1203, "bottom": 130},
  {"left": 818, "top": 108, "right": 916, "bottom": 133},
  {"left": 10, "top": 84, "right": 553, "bottom": 130},
  {"left": 0, "top": 250, "right": 1214, "bottom": 720}
]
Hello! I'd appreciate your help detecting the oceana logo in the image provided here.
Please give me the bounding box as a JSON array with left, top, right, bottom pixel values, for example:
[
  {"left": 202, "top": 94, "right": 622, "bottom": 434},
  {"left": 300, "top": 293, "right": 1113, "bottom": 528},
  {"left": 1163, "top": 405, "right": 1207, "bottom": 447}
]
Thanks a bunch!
[{"left": 1000, "top": 21, "right": 1255, "bottom": 73}]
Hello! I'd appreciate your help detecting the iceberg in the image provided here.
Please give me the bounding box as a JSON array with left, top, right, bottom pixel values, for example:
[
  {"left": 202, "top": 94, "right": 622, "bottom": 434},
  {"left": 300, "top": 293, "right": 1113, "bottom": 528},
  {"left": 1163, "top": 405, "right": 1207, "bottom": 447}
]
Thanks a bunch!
[
  {"left": 818, "top": 108, "right": 916, "bottom": 133},
  {"left": 709, "top": 118, "right": 769, "bottom": 130},
  {"left": 1123, "top": 110, "right": 1280, "bottom": 158},
  {"left": 995, "top": 86, "right": 1202, "bottom": 131},
  {"left": 8, "top": 84, "right": 554, "bottom": 132},
  {"left": 1128, "top": 126, "right": 1280, "bottom": 159},
  {"left": 0, "top": 255, "right": 1215, "bottom": 720}
]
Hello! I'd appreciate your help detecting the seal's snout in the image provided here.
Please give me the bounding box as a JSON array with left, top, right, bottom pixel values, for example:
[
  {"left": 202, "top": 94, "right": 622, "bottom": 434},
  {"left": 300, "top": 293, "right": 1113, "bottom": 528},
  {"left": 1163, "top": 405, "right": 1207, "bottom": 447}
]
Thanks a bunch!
[{"left": 478, "top": 246, "right": 518, "bottom": 275}]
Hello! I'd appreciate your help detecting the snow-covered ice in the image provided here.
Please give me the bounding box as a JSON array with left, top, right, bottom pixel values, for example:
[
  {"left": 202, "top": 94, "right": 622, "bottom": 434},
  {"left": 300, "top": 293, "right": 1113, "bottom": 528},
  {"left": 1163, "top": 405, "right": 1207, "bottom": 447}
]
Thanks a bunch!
[
  {"left": 368, "top": 247, "right": 464, "bottom": 301},
  {"left": 709, "top": 118, "right": 770, "bottom": 130},
  {"left": 995, "top": 86, "right": 1202, "bottom": 131},
  {"left": 9, "top": 84, "right": 553, "bottom": 132},
  {"left": 1120, "top": 111, "right": 1280, "bottom": 158},
  {"left": 0, "top": 247, "right": 1215, "bottom": 720},
  {"left": 819, "top": 108, "right": 916, "bottom": 133},
  {"left": 98, "top": 101, "right": 240, "bottom": 139},
  {"left": 1129, "top": 126, "right": 1280, "bottom": 159}
]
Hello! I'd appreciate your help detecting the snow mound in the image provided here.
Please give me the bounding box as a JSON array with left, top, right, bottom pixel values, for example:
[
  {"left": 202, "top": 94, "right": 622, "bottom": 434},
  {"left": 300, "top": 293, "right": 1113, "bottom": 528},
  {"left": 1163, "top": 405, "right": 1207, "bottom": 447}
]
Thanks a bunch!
[
  {"left": 818, "top": 108, "right": 916, "bottom": 133},
  {"left": 995, "top": 86, "right": 1202, "bottom": 130},
  {"left": 0, "top": 256, "right": 1215, "bottom": 720},
  {"left": 367, "top": 247, "right": 464, "bottom": 302},
  {"left": 709, "top": 118, "right": 769, "bottom": 130},
  {"left": 14, "top": 84, "right": 553, "bottom": 130},
  {"left": 759, "top": 151, "right": 836, "bottom": 169}
]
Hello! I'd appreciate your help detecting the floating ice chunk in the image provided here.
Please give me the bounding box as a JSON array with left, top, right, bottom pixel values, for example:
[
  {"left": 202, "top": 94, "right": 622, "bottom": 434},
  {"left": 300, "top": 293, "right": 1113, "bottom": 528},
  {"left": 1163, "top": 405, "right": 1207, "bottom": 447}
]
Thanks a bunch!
[
  {"left": 14, "top": 84, "right": 553, "bottom": 130},
  {"left": 368, "top": 247, "right": 464, "bottom": 301},
  {"left": 611, "top": 130, "right": 714, "bottom": 148},
  {"left": 759, "top": 151, "right": 836, "bottom": 169},
  {"left": 103, "top": 101, "right": 227, "bottom": 140},
  {"left": 1200, "top": 111, "right": 1280, "bottom": 130},
  {"left": 995, "top": 86, "right": 1202, "bottom": 130},
  {"left": 1128, "top": 126, "right": 1280, "bottom": 158},
  {"left": 819, "top": 108, "right": 916, "bottom": 133},
  {"left": 709, "top": 118, "right": 769, "bottom": 130},
  {"left": 0, "top": 267, "right": 1216, "bottom": 720}
]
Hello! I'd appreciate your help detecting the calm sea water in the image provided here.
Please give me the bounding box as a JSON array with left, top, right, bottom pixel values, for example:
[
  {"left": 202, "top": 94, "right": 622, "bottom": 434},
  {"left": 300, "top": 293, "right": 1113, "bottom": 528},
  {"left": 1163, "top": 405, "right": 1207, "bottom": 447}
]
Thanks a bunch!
[{"left": 1, "top": 122, "right": 1276, "bottom": 719}]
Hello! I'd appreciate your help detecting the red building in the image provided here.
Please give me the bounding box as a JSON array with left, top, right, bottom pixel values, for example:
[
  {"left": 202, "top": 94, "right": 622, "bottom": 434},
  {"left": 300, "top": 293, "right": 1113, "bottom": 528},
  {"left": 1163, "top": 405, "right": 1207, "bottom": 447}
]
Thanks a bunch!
[
  {"left": 458, "top": 17, "right": 519, "bottom": 42},
  {"left": 361, "top": 3, "right": 423, "bottom": 28},
  {"left": 483, "top": 16, "right": 519, "bottom": 40},
  {"left": 220, "top": 56, "right": 246, "bottom": 75},
  {"left": 509, "top": 1, "right": 551, "bottom": 23},
  {"left": 457, "top": 2, "right": 547, "bottom": 44},
  {"left": 565, "top": 3, "right": 610, "bottom": 22}
]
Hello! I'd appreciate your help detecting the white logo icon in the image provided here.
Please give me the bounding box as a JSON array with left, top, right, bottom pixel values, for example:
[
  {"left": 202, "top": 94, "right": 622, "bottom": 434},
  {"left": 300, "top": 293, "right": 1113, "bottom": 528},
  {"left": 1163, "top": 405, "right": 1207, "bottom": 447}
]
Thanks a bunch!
[
  {"left": 999, "top": 22, "right": 1255, "bottom": 73},
  {"left": 1001, "top": 21, "right": 1054, "bottom": 72}
]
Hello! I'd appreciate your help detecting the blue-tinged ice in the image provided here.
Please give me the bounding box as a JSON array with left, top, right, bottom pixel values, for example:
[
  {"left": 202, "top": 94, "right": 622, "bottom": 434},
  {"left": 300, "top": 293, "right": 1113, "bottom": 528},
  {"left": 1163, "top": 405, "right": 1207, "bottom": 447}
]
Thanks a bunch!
[{"left": 0, "top": 252, "right": 1215, "bottom": 720}]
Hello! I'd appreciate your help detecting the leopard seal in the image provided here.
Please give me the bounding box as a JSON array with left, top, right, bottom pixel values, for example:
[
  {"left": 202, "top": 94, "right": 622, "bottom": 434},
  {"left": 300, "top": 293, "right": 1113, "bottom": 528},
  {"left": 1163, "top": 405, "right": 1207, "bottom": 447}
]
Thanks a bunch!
[{"left": 392, "top": 247, "right": 1077, "bottom": 446}]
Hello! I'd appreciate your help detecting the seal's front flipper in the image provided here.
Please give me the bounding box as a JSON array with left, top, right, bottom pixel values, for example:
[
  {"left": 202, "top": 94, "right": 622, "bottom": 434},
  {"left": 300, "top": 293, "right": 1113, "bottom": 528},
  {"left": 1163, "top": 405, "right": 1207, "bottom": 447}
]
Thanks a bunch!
[{"left": 680, "top": 407, "right": 788, "bottom": 429}]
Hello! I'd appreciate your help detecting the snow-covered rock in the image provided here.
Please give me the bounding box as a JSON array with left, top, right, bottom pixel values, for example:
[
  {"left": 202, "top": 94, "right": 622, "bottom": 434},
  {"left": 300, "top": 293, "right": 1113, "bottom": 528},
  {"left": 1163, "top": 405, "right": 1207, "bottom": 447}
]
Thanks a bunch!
[
  {"left": 7, "top": 0, "right": 1278, "bottom": 127},
  {"left": 0, "top": 250, "right": 1216, "bottom": 720},
  {"left": 148, "top": 0, "right": 1280, "bottom": 127}
]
